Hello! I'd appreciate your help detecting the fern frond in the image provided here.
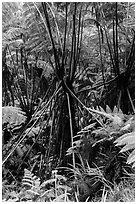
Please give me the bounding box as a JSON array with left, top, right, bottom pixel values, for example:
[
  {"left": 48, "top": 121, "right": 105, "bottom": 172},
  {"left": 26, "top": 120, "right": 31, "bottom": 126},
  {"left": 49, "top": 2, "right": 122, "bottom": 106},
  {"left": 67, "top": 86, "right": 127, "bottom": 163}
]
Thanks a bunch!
[
  {"left": 2, "top": 106, "right": 26, "bottom": 126},
  {"left": 114, "top": 131, "right": 135, "bottom": 168},
  {"left": 22, "top": 169, "right": 34, "bottom": 187},
  {"left": 22, "top": 169, "right": 41, "bottom": 190},
  {"left": 114, "top": 132, "right": 135, "bottom": 147}
]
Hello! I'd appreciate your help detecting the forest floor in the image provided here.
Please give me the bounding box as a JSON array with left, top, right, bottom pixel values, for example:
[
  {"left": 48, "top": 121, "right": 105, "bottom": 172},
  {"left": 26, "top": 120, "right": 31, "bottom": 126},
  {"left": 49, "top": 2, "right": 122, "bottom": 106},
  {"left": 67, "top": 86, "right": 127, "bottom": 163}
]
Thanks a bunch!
[{"left": 2, "top": 169, "right": 135, "bottom": 202}]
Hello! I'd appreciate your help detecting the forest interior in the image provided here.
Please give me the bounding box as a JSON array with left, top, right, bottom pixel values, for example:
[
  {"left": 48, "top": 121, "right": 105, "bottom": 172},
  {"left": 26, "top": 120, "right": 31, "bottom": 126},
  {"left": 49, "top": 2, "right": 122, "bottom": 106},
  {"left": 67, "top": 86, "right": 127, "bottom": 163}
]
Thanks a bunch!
[{"left": 2, "top": 2, "right": 135, "bottom": 202}]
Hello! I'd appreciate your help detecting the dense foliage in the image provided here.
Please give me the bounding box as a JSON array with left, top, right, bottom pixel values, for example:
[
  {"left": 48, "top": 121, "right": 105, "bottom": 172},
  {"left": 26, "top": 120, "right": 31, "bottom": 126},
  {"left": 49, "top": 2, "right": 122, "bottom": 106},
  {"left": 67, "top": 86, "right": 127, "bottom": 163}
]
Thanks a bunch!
[{"left": 2, "top": 2, "right": 135, "bottom": 202}]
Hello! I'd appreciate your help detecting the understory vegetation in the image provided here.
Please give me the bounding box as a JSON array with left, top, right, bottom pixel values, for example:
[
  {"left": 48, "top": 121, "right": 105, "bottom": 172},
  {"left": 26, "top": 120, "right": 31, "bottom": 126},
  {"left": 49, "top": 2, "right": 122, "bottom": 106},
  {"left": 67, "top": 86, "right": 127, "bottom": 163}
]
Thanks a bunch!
[{"left": 2, "top": 2, "right": 135, "bottom": 202}]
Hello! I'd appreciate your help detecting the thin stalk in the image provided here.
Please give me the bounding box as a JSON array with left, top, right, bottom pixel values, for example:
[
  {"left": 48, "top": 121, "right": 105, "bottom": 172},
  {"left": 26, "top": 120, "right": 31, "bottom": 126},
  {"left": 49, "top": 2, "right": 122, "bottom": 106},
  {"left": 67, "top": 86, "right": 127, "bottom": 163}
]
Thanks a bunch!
[
  {"left": 29, "top": 64, "right": 37, "bottom": 113},
  {"left": 127, "top": 88, "right": 135, "bottom": 113},
  {"left": 73, "top": 4, "right": 83, "bottom": 82},
  {"left": 7, "top": 45, "right": 27, "bottom": 108},
  {"left": 71, "top": 3, "right": 77, "bottom": 81},
  {"left": 47, "top": 107, "right": 55, "bottom": 161},
  {"left": 69, "top": 3, "right": 77, "bottom": 81},
  {"left": 77, "top": 10, "right": 84, "bottom": 64},
  {"left": 126, "top": 33, "right": 135, "bottom": 77},
  {"left": 115, "top": 2, "right": 120, "bottom": 76},
  {"left": 97, "top": 26, "right": 106, "bottom": 88},
  {"left": 124, "top": 2, "right": 130, "bottom": 67},
  {"left": 100, "top": 5, "right": 116, "bottom": 76},
  {"left": 46, "top": 2, "right": 63, "bottom": 51},
  {"left": 68, "top": 27, "right": 74, "bottom": 79},
  {"left": 61, "top": 2, "right": 68, "bottom": 74},
  {"left": 16, "top": 49, "right": 18, "bottom": 65},
  {"left": 23, "top": 55, "right": 30, "bottom": 112},
  {"left": 33, "top": 2, "right": 50, "bottom": 36},
  {"left": 112, "top": 17, "right": 117, "bottom": 75},
  {"left": 41, "top": 3, "right": 61, "bottom": 78},
  {"left": 66, "top": 93, "right": 76, "bottom": 170},
  {"left": 104, "top": 26, "right": 116, "bottom": 76},
  {"left": 95, "top": 4, "right": 106, "bottom": 87},
  {"left": 76, "top": 5, "right": 82, "bottom": 58},
  {"left": 34, "top": 2, "right": 61, "bottom": 80},
  {"left": 28, "top": 3, "right": 56, "bottom": 74},
  {"left": 117, "top": 90, "right": 122, "bottom": 110}
]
